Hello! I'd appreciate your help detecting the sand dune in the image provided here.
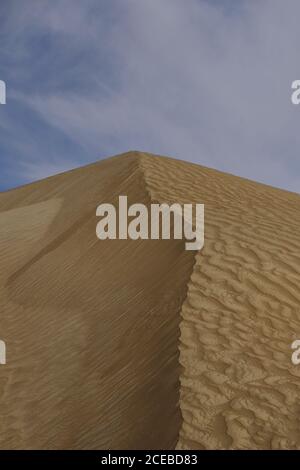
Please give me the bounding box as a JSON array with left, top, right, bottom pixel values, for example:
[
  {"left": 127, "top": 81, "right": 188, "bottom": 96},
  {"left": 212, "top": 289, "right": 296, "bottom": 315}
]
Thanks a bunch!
[{"left": 1, "top": 151, "right": 300, "bottom": 449}]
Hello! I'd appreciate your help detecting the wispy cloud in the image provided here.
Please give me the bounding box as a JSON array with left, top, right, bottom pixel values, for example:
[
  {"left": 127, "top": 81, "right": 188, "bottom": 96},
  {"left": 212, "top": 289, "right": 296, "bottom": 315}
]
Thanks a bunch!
[{"left": 1, "top": 0, "right": 300, "bottom": 192}]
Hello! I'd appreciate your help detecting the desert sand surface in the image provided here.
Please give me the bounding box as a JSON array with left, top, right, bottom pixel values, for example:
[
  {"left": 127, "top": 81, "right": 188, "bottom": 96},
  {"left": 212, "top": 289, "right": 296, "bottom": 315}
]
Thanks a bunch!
[{"left": 1, "top": 151, "right": 300, "bottom": 449}]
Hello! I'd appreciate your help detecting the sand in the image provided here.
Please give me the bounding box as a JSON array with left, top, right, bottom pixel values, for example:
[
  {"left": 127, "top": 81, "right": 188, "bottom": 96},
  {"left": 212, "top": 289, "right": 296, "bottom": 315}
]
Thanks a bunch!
[{"left": 1, "top": 151, "right": 300, "bottom": 449}]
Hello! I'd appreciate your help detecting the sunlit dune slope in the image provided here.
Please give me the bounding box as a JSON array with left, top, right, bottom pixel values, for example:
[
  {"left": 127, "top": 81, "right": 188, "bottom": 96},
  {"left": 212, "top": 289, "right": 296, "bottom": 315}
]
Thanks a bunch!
[
  {"left": 138, "top": 153, "right": 300, "bottom": 450},
  {"left": 1, "top": 151, "right": 300, "bottom": 450}
]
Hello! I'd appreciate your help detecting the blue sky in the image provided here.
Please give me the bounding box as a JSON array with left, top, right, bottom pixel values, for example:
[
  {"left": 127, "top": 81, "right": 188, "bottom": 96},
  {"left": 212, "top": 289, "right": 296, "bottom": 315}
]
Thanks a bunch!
[{"left": 0, "top": 0, "right": 300, "bottom": 192}]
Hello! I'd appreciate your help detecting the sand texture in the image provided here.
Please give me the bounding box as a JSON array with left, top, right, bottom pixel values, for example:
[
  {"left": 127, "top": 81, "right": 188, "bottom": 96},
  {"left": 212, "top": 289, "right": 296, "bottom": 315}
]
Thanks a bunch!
[{"left": 1, "top": 151, "right": 300, "bottom": 449}]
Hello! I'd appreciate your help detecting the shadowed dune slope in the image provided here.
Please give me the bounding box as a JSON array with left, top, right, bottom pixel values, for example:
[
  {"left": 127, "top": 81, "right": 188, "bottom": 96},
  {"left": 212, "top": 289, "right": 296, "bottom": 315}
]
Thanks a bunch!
[
  {"left": 1, "top": 151, "right": 300, "bottom": 449},
  {"left": 0, "top": 152, "right": 195, "bottom": 449}
]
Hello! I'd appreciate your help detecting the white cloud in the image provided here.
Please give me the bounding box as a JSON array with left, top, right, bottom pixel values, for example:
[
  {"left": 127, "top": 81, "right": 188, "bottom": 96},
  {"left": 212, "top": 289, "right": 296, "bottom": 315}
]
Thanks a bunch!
[{"left": 3, "top": 0, "right": 300, "bottom": 192}]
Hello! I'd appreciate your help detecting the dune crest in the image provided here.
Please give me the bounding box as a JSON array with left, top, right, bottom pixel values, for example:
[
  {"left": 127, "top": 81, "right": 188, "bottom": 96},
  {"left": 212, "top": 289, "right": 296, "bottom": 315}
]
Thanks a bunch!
[{"left": 0, "top": 152, "right": 195, "bottom": 449}]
